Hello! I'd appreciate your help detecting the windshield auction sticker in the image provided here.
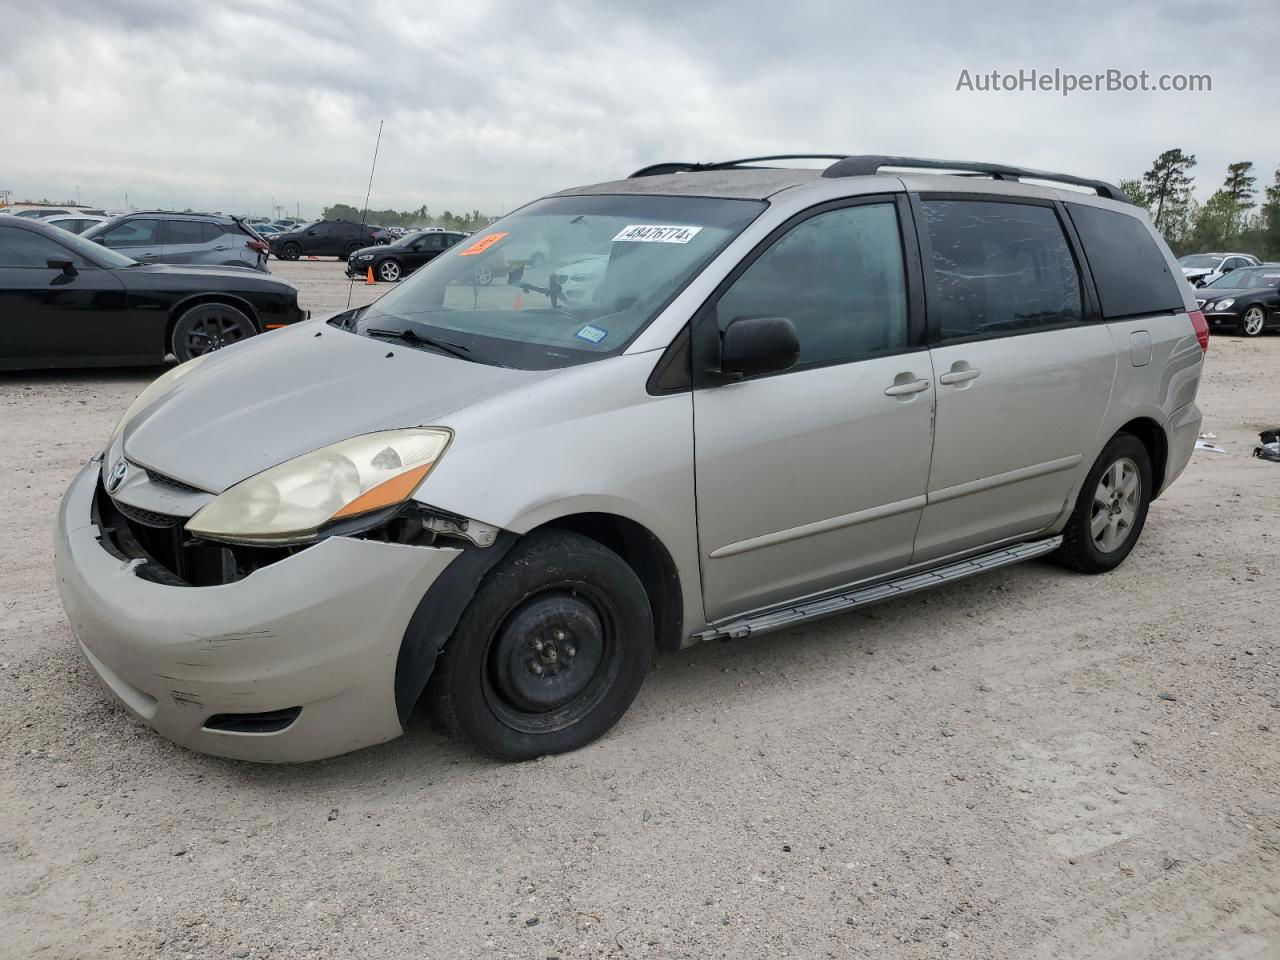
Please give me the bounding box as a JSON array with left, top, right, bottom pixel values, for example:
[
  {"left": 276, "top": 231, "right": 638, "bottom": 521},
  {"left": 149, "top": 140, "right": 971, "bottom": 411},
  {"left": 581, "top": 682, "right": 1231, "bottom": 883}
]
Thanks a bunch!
[
  {"left": 612, "top": 224, "right": 703, "bottom": 244},
  {"left": 459, "top": 231, "right": 509, "bottom": 256}
]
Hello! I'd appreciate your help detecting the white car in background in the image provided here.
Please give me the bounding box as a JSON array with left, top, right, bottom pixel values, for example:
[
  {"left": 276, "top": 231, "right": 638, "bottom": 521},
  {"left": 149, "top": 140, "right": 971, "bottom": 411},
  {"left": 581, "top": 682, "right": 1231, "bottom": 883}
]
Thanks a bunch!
[
  {"left": 552, "top": 254, "right": 609, "bottom": 303},
  {"left": 1178, "top": 252, "right": 1259, "bottom": 287},
  {"left": 41, "top": 213, "right": 109, "bottom": 235}
]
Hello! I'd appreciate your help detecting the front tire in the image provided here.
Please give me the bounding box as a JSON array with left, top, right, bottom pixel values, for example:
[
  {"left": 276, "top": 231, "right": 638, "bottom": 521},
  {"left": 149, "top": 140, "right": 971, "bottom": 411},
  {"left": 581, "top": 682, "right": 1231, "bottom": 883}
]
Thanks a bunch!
[
  {"left": 1239, "top": 305, "right": 1266, "bottom": 337},
  {"left": 431, "top": 530, "right": 653, "bottom": 760},
  {"left": 1053, "top": 433, "right": 1152, "bottom": 574},
  {"left": 377, "top": 259, "right": 402, "bottom": 282},
  {"left": 171, "top": 303, "right": 255, "bottom": 362}
]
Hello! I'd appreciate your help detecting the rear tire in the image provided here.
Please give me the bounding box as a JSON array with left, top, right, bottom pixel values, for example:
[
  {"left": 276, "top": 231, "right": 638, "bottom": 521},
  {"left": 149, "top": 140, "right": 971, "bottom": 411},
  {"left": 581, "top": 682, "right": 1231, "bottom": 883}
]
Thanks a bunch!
[
  {"left": 344, "top": 243, "right": 361, "bottom": 262},
  {"left": 430, "top": 530, "right": 653, "bottom": 760},
  {"left": 171, "top": 303, "right": 255, "bottom": 362},
  {"left": 1053, "top": 433, "right": 1152, "bottom": 574},
  {"left": 279, "top": 242, "right": 300, "bottom": 261}
]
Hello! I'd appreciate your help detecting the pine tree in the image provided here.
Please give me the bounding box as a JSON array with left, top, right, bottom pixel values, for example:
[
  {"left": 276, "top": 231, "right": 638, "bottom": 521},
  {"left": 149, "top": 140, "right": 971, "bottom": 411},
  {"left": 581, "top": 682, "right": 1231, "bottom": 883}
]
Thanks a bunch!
[
  {"left": 1141, "top": 149, "right": 1197, "bottom": 242},
  {"left": 1259, "top": 167, "right": 1280, "bottom": 260}
]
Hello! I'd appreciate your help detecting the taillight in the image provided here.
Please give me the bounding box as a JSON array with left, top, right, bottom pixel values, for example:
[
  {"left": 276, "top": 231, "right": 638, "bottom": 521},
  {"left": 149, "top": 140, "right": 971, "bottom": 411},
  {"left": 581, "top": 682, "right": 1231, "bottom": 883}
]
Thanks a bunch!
[
  {"left": 247, "top": 239, "right": 269, "bottom": 253},
  {"left": 1189, "top": 310, "right": 1209, "bottom": 353}
]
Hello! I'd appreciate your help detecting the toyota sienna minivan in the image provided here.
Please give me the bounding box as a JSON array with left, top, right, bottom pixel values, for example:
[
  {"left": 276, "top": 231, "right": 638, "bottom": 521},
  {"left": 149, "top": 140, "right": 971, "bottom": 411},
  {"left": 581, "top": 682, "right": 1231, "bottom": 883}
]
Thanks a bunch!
[{"left": 55, "top": 155, "right": 1207, "bottom": 762}]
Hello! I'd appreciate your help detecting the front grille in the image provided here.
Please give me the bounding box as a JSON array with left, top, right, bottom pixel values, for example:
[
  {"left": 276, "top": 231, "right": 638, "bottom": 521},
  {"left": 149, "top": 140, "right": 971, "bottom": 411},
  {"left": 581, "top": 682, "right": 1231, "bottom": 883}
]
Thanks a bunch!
[
  {"left": 144, "top": 468, "right": 206, "bottom": 495},
  {"left": 95, "top": 477, "right": 295, "bottom": 587},
  {"left": 113, "top": 500, "right": 183, "bottom": 528}
]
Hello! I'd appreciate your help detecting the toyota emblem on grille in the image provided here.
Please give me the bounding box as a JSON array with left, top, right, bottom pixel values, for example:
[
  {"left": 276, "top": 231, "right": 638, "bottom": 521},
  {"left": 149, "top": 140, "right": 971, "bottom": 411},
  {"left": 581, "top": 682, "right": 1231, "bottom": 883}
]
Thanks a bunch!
[{"left": 106, "top": 460, "right": 128, "bottom": 493}]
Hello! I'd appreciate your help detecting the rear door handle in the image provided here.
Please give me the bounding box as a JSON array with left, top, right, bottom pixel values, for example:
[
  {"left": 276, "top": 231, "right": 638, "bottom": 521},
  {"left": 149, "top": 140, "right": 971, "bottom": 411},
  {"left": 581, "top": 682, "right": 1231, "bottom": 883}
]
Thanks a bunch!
[
  {"left": 884, "top": 378, "right": 931, "bottom": 397},
  {"left": 939, "top": 367, "right": 981, "bottom": 385}
]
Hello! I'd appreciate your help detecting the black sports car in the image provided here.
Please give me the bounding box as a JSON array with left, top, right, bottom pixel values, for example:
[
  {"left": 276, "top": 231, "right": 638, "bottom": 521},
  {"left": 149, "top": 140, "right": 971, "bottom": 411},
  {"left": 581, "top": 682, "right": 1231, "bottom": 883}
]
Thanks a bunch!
[
  {"left": 0, "top": 217, "right": 307, "bottom": 370},
  {"left": 1194, "top": 265, "right": 1280, "bottom": 337},
  {"left": 345, "top": 229, "right": 467, "bottom": 282}
]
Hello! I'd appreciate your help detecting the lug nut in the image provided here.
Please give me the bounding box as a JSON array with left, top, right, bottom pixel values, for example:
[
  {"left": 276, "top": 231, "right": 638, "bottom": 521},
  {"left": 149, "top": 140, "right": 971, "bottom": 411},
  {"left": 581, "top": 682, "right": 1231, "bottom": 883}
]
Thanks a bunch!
[
  {"left": 533, "top": 639, "right": 545, "bottom": 652},
  {"left": 565, "top": 644, "right": 576, "bottom": 657},
  {"left": 530, "top": 662, "right": 544, "bottom": 676}
]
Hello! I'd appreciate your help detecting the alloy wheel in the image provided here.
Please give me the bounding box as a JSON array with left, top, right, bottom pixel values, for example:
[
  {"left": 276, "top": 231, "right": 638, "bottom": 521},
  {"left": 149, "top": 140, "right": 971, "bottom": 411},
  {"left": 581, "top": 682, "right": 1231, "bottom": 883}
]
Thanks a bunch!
[
  {"left": 1090, "top": 457, "right": 1141, "bottom": 553},
  {"left": 1243, "top": 307, "right": 1265, "bottom": 336},
  {"left": 184, "top": 311, "right": 248, "bottom": 357},
  {"left": 379, "top": 261, "right": 400, "bottom": 282}
]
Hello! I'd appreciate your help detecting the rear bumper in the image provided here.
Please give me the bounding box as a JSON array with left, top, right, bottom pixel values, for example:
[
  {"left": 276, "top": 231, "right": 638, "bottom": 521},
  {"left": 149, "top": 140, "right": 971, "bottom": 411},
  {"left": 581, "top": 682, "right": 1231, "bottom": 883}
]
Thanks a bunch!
[
  {"left": 54, "top": 459, "right": 461, "bottom": 762},
  {"left": 1162, "top": 400, "right": 1201, "bottom": 494}
]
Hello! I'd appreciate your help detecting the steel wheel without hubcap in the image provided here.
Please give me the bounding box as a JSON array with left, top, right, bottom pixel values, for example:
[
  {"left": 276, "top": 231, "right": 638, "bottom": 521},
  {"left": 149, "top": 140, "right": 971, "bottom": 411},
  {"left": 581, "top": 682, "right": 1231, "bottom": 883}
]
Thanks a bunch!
[
  {"left": 1091, "top": 457, "right": 1140, "bottom": 553},
  {"left": 1241, "top": 306, "right": 1265, "bottom": 337},
  {"left": 484, "top": 587, "right": 613, "bottom": 733}
]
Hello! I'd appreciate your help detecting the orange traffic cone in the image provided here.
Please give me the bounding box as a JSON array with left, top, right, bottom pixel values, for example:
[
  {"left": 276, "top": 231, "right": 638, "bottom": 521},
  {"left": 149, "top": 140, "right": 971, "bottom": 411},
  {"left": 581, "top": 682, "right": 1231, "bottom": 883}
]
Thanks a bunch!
[
  {"left": 514, "top": 290, "right": 523, "bottom": 311},
  {"left": 366, "top": 266, "right": 376, "bottom": 285}
]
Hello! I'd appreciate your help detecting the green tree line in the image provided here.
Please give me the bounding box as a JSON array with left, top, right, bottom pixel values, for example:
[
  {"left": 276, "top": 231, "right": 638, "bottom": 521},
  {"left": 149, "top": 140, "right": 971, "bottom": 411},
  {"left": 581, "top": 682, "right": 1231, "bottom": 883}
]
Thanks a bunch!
[
  {"left": 1118, "top": 150, "right": 1280, "bottom": 258},
  {"left": 321, "top": 202, "right": 491, "bottom": 233}
]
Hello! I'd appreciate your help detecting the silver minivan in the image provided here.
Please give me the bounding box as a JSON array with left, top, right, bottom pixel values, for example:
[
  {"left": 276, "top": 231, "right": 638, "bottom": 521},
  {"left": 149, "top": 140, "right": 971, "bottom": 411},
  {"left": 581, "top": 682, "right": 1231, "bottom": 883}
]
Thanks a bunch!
[{"left": 55, "top": 155, "right": 1208, "bottom": 762}]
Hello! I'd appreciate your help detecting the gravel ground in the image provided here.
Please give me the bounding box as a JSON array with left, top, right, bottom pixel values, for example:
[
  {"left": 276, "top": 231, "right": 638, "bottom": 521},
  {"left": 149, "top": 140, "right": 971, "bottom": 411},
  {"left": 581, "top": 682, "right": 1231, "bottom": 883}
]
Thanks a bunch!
[{"left": 2, "top": 261, "right": 1278, "bottom": 959}]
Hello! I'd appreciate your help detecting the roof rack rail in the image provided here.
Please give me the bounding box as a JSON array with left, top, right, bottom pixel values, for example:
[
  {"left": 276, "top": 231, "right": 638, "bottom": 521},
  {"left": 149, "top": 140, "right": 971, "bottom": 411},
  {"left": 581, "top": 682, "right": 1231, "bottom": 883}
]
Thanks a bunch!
[
  {"left": 820, "top": 155, "right": 1131, "bottom": 203},
  {"left": 628, "top": 154, "right": 1131, "bottom": 204},
  {"left": 628, "top": 155, "right": 849, "bottom": 179}
]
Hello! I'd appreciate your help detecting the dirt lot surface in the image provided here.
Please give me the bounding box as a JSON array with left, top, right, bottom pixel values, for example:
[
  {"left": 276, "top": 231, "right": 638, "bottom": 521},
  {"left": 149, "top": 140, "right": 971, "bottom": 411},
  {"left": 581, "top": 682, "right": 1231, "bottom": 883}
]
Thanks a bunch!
[{"left": 2, "top": 261, "right": 1278, "bottom": 958}]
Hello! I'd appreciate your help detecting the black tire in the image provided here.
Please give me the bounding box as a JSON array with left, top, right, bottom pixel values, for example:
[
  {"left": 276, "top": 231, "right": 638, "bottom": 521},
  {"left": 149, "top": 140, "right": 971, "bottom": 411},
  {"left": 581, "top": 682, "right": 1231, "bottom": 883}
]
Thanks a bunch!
[
  {"left": 529, "top": 251, "right": 545, "bottom": 269},
  {"left": 279, "top": 241, "right": 300, "bottom": 261},
  {"left": 377, "top": 259, "right": 402, "bottom": 282},
  {"left": 171, "top": 303, "right": 256, "bottom": 362},
  {"left": 431, "top": 530, "right": 653, "bottom": 760},
  {"left": 343, "top": 243, "right": 361, "bottom": 262},
  {"left": 1053, "top": 433, "right": 1152, "bottom": 574},
  {"left": 1238, "top": 305, "right": 1267, "bottom": 338}
]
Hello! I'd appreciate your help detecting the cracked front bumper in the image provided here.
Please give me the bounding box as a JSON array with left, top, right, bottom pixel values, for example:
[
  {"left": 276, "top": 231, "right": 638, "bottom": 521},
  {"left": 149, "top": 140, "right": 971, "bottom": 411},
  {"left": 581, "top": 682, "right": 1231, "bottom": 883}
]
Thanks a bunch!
[{"left": 54, "top": 459, "right": 461, "bottom": 762}]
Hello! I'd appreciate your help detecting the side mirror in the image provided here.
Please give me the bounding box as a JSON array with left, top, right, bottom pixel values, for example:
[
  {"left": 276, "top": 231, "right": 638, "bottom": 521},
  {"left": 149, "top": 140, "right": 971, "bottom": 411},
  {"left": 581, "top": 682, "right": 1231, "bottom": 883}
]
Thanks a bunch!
[
  {"left": 47, "top": 258, "right": 76, "bottom": 277},
  {"left": 1222, "top": 264, "right": 1235, "bottom": 273},
  {"left": 720, "top": 315, "right": 799, "bottom": 379},
  {"left": 507, "top": 264, "right": 525, "bottom": 285},
  {"left": 93, "top": 237, "right": 107, "bottom": 245}
]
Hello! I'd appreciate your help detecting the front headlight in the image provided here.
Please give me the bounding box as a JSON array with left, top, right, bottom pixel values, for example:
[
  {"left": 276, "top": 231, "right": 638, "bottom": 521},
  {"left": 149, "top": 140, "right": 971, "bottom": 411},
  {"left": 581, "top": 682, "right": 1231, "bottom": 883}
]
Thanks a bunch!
[
  {"left": 185, "top": 428, "right": 452, "bottom": 545},
  {"left": 110, "top": 354, "right": 211, "bottom": 445},
  {"left": 1213, "top": 298, "right": 1235, "bottom": 311},
  {"left": 358, "top": 254, "right": 373, "bottom": 260}
]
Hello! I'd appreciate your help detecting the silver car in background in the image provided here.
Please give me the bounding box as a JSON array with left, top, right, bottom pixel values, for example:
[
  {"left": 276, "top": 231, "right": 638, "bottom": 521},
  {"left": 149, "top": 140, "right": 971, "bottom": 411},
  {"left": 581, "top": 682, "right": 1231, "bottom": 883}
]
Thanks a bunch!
[{"left": 55, "top": 155, "right": 1206, "bottom": 763}]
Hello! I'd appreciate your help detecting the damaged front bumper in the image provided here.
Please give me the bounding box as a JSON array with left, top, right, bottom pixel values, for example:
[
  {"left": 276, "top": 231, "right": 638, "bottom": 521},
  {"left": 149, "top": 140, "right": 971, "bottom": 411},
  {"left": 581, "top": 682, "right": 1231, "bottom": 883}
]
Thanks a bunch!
[{"left": 54, "top": 458, "right": 462, "bottom": 762}]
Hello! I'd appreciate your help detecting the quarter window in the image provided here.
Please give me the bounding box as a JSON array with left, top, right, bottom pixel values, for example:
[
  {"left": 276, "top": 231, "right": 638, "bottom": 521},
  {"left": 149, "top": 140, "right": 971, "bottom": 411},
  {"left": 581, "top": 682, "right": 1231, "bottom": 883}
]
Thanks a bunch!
[
  {"left": 921, "top": 200, "right": 1082, "bottom": 339},
  {"left": 1066, "top": 203, "right": 1184, "bottom": 319},
  {"left": 717, "top": 203, "right": 909, "bottom": 367}
]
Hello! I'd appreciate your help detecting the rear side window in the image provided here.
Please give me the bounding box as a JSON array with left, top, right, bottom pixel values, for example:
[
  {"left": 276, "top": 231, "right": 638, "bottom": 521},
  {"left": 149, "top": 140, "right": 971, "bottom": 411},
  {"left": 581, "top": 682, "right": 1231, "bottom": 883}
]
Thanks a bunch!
[
  {"left": 920, "top": 200, "right": 1082, "bottom": 339},
  {"left": 1066, "top": 203, "right": 1184, "bottom": 319},
  {"left": 165, "top": 220, "right": 205, "bottom": 245},
  {"left": 716, "top": 202, "right": 909, "bottom": 366}
]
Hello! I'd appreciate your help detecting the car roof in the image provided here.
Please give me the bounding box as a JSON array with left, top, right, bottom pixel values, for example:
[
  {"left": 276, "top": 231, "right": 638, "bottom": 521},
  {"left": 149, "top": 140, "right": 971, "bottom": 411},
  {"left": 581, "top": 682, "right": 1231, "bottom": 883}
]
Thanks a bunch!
[{"left": 552, "top": 154, "right": 1134, "bottom": 208}]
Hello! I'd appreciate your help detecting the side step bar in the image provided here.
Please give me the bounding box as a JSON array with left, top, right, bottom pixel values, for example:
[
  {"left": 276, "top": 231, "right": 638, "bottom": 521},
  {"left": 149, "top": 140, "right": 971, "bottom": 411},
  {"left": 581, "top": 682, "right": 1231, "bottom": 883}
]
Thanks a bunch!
[{"left": 695, "top": 536, "right": 1063, "bottom": 641}]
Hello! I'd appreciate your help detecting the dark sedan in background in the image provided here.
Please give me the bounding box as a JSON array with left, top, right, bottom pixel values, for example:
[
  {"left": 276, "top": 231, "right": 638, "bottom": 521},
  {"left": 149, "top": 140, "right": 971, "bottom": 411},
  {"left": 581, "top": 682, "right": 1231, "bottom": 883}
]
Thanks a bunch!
[
  {"left": 0, "top": 218, "right": 307, "bottom": 370},
  {"left": 1194, "top": 265, "right": 1280, "bottom": 337},
  {"left": 345, "top": 229, "right": 467, "bottom": 282}
]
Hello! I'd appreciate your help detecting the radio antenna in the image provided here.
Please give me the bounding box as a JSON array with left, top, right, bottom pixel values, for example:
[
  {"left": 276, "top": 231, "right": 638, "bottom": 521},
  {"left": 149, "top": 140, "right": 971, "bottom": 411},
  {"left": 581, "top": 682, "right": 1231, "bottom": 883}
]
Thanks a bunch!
[{"left": 347, "top": 119, "right": 384, "bottom": 309}]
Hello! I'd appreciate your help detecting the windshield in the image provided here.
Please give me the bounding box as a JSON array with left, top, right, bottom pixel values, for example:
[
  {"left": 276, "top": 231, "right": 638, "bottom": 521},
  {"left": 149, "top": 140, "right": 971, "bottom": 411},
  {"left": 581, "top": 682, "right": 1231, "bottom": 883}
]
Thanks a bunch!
[
  {"left": 1179, "top": 255, "right": 1223, "bottom": 269},
  {"left": 53, "top": 225, "right": 137, "bottom": 268},
  {"left": 351, "top": 194, "right": 764, "bottom": 369},
  {"left": 1205, "top": 266, "right": 1280, "bottom": 288}
]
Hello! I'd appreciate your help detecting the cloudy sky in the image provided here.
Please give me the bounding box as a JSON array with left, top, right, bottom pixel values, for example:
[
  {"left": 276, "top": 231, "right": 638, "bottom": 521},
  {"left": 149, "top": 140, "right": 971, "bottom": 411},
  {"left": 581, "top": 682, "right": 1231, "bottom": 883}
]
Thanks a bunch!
[{"left": 2, "top": 0, "right": 1276, "bottom": 218}]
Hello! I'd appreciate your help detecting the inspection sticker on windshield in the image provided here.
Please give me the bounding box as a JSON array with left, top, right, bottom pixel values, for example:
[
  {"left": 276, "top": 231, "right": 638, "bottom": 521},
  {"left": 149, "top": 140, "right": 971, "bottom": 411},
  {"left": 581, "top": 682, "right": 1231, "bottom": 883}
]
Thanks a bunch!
[
  {"left": 612, "top": 224, "right": 703, "bottom": 244},
  {"left": 576, "top": 324, "right": 608, "bottom": 344},
  {"left": 458, "top": 231, "right": 508, "bottom": 256}
]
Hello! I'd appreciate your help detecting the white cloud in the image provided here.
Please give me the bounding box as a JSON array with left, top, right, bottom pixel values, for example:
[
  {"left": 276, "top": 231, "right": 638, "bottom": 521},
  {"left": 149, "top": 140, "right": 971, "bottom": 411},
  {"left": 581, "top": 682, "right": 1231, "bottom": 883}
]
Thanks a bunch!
[{"left": 1, "top": 0, "right": 1274, "bottom": 216}]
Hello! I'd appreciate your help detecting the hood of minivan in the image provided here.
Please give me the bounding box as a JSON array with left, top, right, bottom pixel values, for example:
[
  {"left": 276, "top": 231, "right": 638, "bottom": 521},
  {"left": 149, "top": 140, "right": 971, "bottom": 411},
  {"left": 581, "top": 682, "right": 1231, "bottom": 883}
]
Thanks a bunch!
[{"left": 121, "top": 322, "right": 555, "bottom": 493}]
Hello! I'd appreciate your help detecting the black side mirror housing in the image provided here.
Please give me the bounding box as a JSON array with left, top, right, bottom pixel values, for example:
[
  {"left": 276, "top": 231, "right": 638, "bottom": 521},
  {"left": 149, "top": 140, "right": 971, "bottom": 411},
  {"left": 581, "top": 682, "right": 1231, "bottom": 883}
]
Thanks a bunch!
[
  {"left": 720, "top": 315, "right": 799, "bottom": 379},
  {"left": 92, "top": 237, "right": 107, "bottom": 245},
  {"left": 507, "top": 264, "right": 525, "bottom": 284},
  {"left": 47, "top": 258, "right": 76, "bottom": 277}
]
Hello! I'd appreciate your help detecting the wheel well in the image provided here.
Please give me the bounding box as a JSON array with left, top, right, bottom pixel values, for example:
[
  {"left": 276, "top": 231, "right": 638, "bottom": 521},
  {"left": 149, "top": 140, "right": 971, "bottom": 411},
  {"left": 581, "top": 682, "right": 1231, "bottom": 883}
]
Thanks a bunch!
[
  {"left": 539, "top": 513, "right": 683, "bottom": 652},
  {"left": 165, "top": 294, "right": 262, "bottom": 350},
  {"left": 1117, "top": 417, "right": 1168, "bottom": 495}
]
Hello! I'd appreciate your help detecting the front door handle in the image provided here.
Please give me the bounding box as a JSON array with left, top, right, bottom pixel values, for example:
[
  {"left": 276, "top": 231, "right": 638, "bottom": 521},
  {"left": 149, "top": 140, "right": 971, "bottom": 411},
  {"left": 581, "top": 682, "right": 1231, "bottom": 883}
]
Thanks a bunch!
[
  {"left": 939, "top": 367, "right": 981, "bottom": 385},
  {"left": 884, "top": 378, "right": 931, "bottom": 397}
]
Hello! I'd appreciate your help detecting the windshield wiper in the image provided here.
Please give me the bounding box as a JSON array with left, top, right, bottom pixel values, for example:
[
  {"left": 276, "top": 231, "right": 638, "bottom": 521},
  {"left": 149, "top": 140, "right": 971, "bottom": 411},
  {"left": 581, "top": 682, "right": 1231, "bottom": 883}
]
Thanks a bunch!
[{"left": 364, "top": 326, "right": 472, "bottom": 361}]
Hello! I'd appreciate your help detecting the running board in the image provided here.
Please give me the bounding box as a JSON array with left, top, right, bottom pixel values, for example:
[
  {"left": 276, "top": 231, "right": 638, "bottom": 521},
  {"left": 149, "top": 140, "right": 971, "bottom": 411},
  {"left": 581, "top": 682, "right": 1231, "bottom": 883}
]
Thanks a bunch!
[{"left": 695, "top": 536, "right": 1063, "bottom": 641}]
